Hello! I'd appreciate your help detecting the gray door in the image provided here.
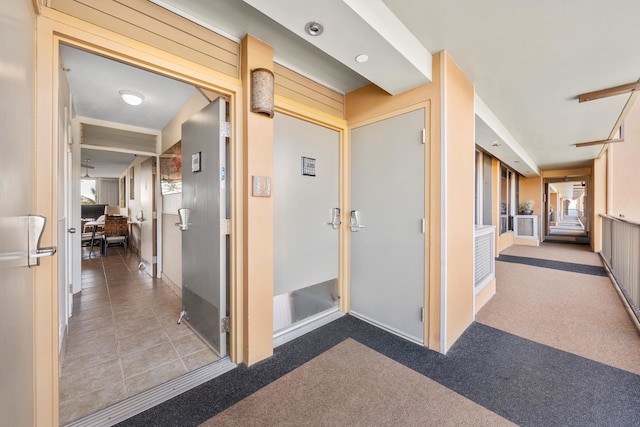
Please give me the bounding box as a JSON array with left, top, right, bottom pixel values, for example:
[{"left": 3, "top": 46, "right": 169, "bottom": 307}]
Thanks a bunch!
[
  {"left": 181, "top": 98, "right": 228, "bottom": 356},
  {"left": 1, "top": 1, "right": 38, "bottom": 423},
  {"left": 273, "top": 113, "right": 339, "bottom": 332},
  {"left": 350, "top": 109, "right": 425, "bottom": 343}
]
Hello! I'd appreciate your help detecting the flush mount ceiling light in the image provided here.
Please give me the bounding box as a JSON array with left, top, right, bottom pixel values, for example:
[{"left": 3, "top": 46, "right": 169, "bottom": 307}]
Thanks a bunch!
[
  {"left": 304, "top": 21, "right": 324, "bottom": 36},
  {"left": 119, "top": 90, "right": 145, "bottom": 106},
  {"left": 490, "top": 140, "right": 501, "bottom": 147},
  {"left": 355, "top": 54, "right": 369, "bottom": 63}
]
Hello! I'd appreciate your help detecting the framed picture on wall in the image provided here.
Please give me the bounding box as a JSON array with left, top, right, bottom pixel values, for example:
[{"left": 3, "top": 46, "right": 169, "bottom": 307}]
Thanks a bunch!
[
  {"left": 129, "top": 166, "right": 135, "bottom": 200},
  {"left": 160, "top": 140, "right": 182, "bottom": 195}
]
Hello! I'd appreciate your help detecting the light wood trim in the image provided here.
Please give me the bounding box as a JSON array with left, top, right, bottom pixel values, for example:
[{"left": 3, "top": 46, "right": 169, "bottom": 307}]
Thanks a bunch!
[
  {"left": 274, "top": 63, "right": 344, "bottom": 118},
  {"left": 578, "top": 81, "right": 640, "bottom": 103},
  {"left": 576, "top": 138, "right": 624, "bottom": 148},
  {"left": 49, "top": 0, "right": 239, "bottom": 78}
]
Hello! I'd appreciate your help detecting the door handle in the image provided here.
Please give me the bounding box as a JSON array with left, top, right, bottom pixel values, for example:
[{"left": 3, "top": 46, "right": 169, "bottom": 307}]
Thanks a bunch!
[
  {"left": 28, "top": 214, "right": 56, "bottom": 267},
  {"left": 350, "top": 210, "right": 365, "bottom": 232},
  {"left": 68, "top": 227, "right": 76, "bottom": 234},
  {"left": 326, "top": 208, "right": 341, "bottom": 229},
  {"left": 176, "top": 208, "right": 191, "bottom": 231}
]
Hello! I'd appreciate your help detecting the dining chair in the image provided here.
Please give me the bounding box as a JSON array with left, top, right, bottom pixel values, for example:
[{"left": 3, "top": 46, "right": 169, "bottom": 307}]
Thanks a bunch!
[{"left": 101, "top": 215, "right": 129, "bottom": 255}]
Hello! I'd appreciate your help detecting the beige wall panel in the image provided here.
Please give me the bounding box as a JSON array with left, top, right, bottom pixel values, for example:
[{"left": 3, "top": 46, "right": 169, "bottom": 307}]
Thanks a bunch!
[
  {"left": 549, "top": 192, "right": 558, "bottom": 215},
  {"left": 519, "top": 177, "right": 542, "bottom": 215},
  {"left": 610, "top": 100, "right": 640, "bottom": 223},
  {"left": 241, "top": 35, "right": 275, "bottom": 365},
  {"left": 443, "top": 53, "right": 475, "bottom": 351},
  {"left": 274, "top": 63, "right": 344, "bottom": 118},
  {"left": 498, "top": 231, "right": 514, "bottom": 252},
  {"left": 542, "top": 167, "right": 591, "bottom": 178},
  {"left": 475, "top": 279, "right": 496, "bottom": 315},
  {"left": 592, "top": 154, "right": 607, "bottom": 252},
  {"left": 275, "top": 85, "right": 344, "bottom": 118},
  {"left": 50, "top": 0, "right": 239, "bottom": 78}
]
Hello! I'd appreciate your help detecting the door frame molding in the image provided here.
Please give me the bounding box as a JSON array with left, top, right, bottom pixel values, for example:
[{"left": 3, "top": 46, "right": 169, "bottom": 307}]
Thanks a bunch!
[{"left": 36, "top": 9, "right": 244, "bottom": 423}]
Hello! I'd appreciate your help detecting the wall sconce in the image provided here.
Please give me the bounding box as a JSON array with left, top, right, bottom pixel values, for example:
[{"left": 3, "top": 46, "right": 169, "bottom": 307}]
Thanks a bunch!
[{"left": 251, "top": 68, "right": 274, "bottom": 118}]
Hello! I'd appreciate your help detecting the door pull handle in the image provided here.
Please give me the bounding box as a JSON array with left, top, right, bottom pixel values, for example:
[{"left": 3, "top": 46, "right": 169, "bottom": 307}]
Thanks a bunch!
[
  {"left": 326, "top": 208, "right": 341, "bottom": 229},
  {"left": 176, "top": 208, "right": 192, "bottom": 231},
  {"left": 28, "top": 214, "right": 56, "bottom": 267},
  {"left": 350, "top": 210, "right": 365, "bottom": 232}
]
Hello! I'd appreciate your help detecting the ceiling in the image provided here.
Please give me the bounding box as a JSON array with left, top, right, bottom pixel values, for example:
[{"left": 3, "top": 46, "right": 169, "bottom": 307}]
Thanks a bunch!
[
  {"left": 60, "top": 44, "right": 197, "bottom": 178},
  {"left": 62, "top": 1, "right": 640, "bottom": 177}
]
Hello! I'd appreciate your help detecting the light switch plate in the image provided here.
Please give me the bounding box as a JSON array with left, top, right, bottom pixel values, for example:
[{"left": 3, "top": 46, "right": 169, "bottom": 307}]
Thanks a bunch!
[{"left": 252, "top": 175, "right": 271, "bottom": 197}]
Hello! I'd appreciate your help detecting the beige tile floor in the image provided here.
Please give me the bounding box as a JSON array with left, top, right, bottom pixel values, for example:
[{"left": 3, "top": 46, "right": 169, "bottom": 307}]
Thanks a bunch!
[{"left": 59, "top": 246, "right": 219, "bottom": 425}]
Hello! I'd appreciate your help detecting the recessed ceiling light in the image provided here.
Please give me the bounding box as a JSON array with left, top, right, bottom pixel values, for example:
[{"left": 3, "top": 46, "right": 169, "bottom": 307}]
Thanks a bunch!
[
  {"left": 355, "top": 54, "right": 369, "bottom": 63},
  {"left": 304, "top": 21, "right": 324, "bottom": 36},
  {"left": 119, "top": 90, "right": 145, "bottom": 106}
]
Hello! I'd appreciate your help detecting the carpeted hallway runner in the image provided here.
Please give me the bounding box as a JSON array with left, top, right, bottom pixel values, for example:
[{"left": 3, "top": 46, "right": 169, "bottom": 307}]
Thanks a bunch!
[{"left": 201, "top": 339, "right": 513, "bottom": 427}]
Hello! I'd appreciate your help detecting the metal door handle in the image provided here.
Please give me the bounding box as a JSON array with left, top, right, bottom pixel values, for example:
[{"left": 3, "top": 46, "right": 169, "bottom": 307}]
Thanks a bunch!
[
  {"left": 176, "top": 208, "right": 192, "bottom": 231},
  {"left": 68, "top": 227, "right": 76, "bottom": 234},
  {"left": 350, "top": 210, "right": 365, "bottom": 232},
  {"left": 28, "top": 215, "right": 56, "bottom": 267},
  {"left": 326, "top": 208, "right": 341, "bottom": 229}
]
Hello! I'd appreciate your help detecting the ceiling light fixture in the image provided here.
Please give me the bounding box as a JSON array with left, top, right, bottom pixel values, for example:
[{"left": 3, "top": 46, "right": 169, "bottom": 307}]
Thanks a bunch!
[
  {"left": 119, "top": 90, "right": 145, "bottom": 106},
  {"left": 491, "top": 141, "right": 501, "bottom": 147},
  {"left": 304, "top": 21, "right": 324, "bottom": 36},
  {"left": 355, "top": 54, "right": 369, "bottom": 63}
]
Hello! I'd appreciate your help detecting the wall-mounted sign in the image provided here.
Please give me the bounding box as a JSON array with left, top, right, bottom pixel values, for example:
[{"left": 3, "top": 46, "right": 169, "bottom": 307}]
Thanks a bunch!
[{"left": 302, "top": 156, "right": 316, "bottom": 177}]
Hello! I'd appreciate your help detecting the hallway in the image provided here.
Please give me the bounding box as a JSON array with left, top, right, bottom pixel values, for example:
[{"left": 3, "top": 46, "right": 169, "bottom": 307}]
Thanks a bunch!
[
  {"left": 549, "top": 215, "right": 587, "bottom": 236},
  {"left": 117, "top": 243, "right": 640, "bottom": 426},
  {"left": 59, "top": 248, "right": 218, "bottom": 425}
]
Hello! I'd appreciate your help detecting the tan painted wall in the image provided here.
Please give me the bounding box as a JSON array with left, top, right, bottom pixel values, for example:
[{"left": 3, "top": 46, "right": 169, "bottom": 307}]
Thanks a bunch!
[
  {"left": 442, "top": 53, "right": 475, "bottom": 351},
  {"left": 610, "top": 99, "right": 640, "bottom": 223},
  {"left": 519, "top": 176, "right": 542, "bottom": 216},
  {"left": 549, "top": 192, "right": 558, "bottom": 220},
  {"left": 592, "top": 153, "right": 607, "bottom": 252},
  {"left": 241, "top": 35, "right": 275, "bottom": 365}
]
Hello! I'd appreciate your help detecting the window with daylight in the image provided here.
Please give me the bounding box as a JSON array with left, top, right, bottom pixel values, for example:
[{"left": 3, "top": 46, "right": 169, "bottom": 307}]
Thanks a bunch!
[{"left": 81, "top": 178, "right": 97, "bottom": 205}]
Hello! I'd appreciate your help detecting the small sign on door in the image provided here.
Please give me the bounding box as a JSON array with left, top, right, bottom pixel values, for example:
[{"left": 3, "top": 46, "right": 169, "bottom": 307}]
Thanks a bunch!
[
  {"left": 191, "top": 152, "right": 201, "bottom": 173},
  {"left": 302, "top": 156, "right": 316, "bottom": 176}
]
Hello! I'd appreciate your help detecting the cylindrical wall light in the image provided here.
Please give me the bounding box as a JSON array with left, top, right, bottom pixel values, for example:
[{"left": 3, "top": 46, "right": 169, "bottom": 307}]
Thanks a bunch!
[{"left": 251, "top": 68, "right": 275, "bottom": 118}]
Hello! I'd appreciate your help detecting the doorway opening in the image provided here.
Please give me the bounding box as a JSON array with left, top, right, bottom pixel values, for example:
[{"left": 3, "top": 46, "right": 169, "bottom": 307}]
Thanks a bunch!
[
  {"left": 543, "top": 178, "right": 590, "bottom": 244},
  {"left": 58, "top": 44, "right": 232, "bottom": 425}
]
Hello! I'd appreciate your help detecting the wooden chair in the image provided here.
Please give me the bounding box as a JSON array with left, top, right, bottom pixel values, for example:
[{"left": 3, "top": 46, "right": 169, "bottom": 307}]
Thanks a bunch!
[{"left": 101, "top": 215, "right": 129, "bottom": 255}]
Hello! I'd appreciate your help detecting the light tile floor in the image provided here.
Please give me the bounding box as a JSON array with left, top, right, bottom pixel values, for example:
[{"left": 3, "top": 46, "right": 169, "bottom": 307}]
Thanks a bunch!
[{"left": 59, "top": 246, "right": 219, "bottom": 425}]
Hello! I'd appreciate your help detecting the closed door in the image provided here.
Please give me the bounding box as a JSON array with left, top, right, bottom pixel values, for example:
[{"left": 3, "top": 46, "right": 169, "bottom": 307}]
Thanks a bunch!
[
  {"left": 273, "top": 113, "right": 340, "bottom": 332},
  {"left": 181, "top": 98, "right": 228, "bottom": 355},
  {"left": 350, "top": 109, "right": 425, "bottom": 343}
]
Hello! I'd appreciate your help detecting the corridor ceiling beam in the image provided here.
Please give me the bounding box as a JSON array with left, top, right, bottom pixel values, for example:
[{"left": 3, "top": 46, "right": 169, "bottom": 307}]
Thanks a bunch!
[
  {"left": 575, "top": 138, "right": 624, "bottom": 148},
  {"left": 578, "top": 81, "right": 640, "bottom": 103}
]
